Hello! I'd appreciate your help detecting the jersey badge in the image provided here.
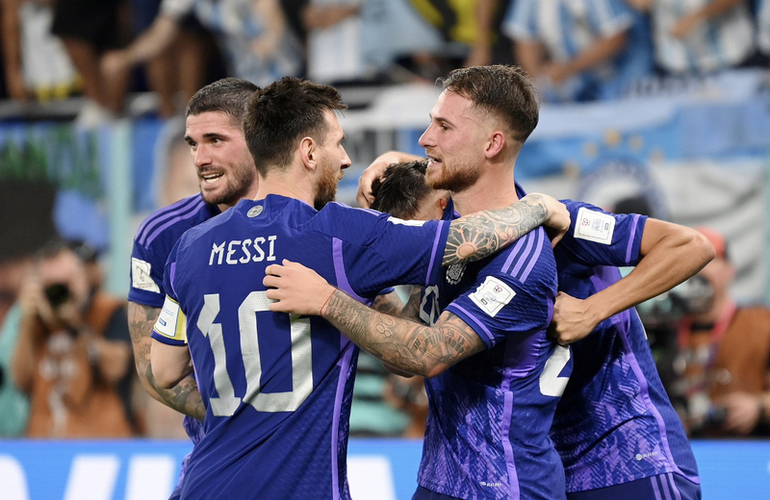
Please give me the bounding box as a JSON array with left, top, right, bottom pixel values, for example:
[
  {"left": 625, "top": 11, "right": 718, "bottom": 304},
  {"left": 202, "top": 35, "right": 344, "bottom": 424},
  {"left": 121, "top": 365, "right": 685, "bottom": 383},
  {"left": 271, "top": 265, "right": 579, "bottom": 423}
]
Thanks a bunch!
[
  {"left": 445, "top": 263, "right": 466, "bottom": 285},
  {"left": 574, "top": 207, "right": 615, "bottom": 245},
  {"left": 469, "top": 276, "right": 515, "bottom": 317},
  {"left": 132, "top": 258, "right": 160, "bottom": 293},
  {"left": 247, "top": 205, "right": 264, "bottom": 218}
]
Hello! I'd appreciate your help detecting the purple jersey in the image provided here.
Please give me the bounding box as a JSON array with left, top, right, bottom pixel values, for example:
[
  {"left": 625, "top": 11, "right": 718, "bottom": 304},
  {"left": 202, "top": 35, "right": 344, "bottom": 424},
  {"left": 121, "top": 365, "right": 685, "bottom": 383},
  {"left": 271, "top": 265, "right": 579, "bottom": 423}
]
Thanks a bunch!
[
  {"left": 551, "top": 201, "right": 699, "bottom": 493},
  {"left": 417, "top": 196, "right": 568, "bottom": 500},
  {"left": 129, "top": 194, "right": 219, "bottom": 445},
  {"left": 153, "top": 195, "right": 449, "bottom": 500},
  {"left": 129, "top": 194, "right": 221, "bottom": 308}
]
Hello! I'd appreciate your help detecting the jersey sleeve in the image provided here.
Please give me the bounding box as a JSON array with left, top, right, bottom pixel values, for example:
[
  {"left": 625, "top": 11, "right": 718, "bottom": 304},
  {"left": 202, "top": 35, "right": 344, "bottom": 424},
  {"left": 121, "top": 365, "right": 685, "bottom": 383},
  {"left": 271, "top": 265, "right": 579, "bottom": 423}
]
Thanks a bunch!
[
  {"left": 502, "top": 0, "right": 539, "bottom": 41},
  {"left": 446, "top": 272, "right": 553, "bottom": 350},
  {"left": 587, "top": 0, "right": 634, "bottom": 37},
  {"left": 128, "top": 234, "right": 167, "bottom": 309},
  {"left": 320, "top": 205, "right": 451, "bottom": 297},
  {"left": 560, "top": 200, "right": 647, "bottom": 267},
  {"left": 151, "top": 241, "right": 187, "bottom": 346}
]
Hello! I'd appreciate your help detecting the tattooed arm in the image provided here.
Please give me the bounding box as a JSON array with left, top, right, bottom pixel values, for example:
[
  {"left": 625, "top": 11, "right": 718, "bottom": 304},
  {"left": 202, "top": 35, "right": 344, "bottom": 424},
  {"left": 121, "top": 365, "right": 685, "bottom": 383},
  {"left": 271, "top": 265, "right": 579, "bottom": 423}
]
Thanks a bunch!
[
  {"left": 442, "top": 193, "right": 569, "bottom": 266},
  {"left": 128, "top": 301, "right": 206, "bottom": 420},
  {"left": 265, "top": 262, "right": 483, "bottom": 377}
]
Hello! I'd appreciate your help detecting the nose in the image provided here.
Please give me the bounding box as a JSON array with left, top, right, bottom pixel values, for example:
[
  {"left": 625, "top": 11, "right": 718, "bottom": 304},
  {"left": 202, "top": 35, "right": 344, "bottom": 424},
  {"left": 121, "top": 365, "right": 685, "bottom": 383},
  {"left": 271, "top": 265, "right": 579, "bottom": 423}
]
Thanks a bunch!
[
  {"left": 193, "top": 144, "right": 211, "bottom": 167},
  {"left": 418, "top": 124, "right": 434, "bottom": 149},
  {"left": 340, "top": 147, "right": 352, "bottom": 170}
]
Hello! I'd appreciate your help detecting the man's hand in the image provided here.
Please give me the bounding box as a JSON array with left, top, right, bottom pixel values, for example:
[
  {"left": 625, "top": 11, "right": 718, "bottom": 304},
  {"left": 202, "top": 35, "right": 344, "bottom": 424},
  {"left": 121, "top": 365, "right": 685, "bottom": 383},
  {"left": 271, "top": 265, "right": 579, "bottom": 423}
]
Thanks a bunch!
[
  {"left": 356, "top": 151, "right": 423, "bottom": 208},
  {"left": 719, "top": 392, "right": 762, "bottom": 435},
  {"left": 530, "top": 193, "right": 570, "bottom": 247},
  {"left": 264, "top": 260, "right": 336, "bottom": 316},
  {"left": 550, "top": 292, "right": 601, "bottom": 345}
]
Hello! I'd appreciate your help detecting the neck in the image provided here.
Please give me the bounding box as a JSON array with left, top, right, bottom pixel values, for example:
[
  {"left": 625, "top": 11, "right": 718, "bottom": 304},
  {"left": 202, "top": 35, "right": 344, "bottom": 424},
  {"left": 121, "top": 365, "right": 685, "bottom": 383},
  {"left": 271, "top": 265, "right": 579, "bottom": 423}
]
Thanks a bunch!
[
  {"left": 255, "top": 166, "right": 315, "bottom": 207},
  {"left": 217, "top": 182, "right": 261, "bottom": 213},
  {"left": 451, "top": 161, "right": 519, "bottom": 216}
]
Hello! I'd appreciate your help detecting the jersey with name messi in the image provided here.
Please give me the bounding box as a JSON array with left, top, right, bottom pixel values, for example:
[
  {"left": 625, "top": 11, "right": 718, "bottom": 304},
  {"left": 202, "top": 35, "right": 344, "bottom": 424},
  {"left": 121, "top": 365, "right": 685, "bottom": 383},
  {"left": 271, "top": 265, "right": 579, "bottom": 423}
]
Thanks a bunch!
[
  {"left": 153, "top": 195, "right": 449, "bottom": 500},
  {"left": 551, "top": 201, "right": 699, "bottom": 493},
  {"left": 416, "top": 195, "right": 568, "bottom": 500},
  {"left": 129, "top": 194, "right": 220, "bottom": 308}
]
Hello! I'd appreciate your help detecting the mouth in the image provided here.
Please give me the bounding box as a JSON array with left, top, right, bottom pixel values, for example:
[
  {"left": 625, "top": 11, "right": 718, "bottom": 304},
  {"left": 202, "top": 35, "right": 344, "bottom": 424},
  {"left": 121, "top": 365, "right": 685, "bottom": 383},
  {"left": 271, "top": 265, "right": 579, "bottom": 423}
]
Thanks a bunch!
[{"left": 200, "top": 172, "right": 224, "bottom": 184}]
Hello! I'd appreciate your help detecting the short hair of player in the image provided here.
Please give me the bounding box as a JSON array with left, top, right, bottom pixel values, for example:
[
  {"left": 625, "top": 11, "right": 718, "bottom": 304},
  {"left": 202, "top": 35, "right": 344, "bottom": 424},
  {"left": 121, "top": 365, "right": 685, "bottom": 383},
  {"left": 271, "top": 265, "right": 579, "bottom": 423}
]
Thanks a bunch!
[
  {"left": 440, "top": 65, "right": 539, "bottom": 143},
  {"left": 186, "top": 78, "right": 260, "bottom": 124},
  {"left": 243, "top": 77, "right": 347, "bottom": 176},
  {"left": 370, "top": 160, "right": 432, "bottom": 220}
]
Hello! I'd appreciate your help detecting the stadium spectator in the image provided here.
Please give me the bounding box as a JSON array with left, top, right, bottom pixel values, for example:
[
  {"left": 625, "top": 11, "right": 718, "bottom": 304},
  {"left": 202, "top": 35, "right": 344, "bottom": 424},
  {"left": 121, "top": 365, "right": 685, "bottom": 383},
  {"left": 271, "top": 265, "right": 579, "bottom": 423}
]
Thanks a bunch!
[
  {"left": 674, "top": 227, "right": 770, "bottom": 437},
  {"left": 102, "top": 0, "right": 301, "bottom": 91},
  {"left": 12, "top": 239, "right": 136, "bottom": 437},
  {"left": 126, "top": 0, "right": 210, "bottom": 117},
  {"left": 626, "top": 0, "right": 756, "bottom": 75},
  {"left": 151, "top": 76, "right": 569, "bottom": 499},
  {"left": 266, "top": 66, "right": 570, "bottom": 500},
  {"left": 1, "top": 0, "right": 80, "bottom": 103},
  {"left": 502, "top": 0, "right": 652, "bottom": 101},
  {"left": 51, "top": 0, "right": 132, "bottom": 125}
]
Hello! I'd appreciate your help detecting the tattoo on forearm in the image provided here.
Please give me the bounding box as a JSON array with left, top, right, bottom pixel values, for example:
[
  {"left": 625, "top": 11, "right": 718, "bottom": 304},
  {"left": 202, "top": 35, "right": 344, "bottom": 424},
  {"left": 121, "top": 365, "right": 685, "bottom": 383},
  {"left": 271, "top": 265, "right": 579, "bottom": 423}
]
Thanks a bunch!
[
  {"left": 128, "top": 302, "right": 205, "bottom": 420},
  {"left": 324, "top": 290, "right": 482, "bottom": 377},
  {"left": 443, "top": 193, "right": 548, "bottom": 266}
]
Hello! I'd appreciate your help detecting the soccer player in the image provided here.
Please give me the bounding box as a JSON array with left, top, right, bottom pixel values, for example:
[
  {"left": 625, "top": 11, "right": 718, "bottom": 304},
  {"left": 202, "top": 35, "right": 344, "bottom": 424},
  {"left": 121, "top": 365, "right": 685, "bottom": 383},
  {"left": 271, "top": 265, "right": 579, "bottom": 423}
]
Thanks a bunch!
[
  {"left": 149, "top": 77, "right": 570, "bottom": 500},
  {"left": 266, "top": 66, "right": 568, "bottom": 500},
  {"left": 128, "top": 78, "right": 259, "bottom": 493},
  {"left": 360, "top": 160, "right": 711, "bottom": 499}
]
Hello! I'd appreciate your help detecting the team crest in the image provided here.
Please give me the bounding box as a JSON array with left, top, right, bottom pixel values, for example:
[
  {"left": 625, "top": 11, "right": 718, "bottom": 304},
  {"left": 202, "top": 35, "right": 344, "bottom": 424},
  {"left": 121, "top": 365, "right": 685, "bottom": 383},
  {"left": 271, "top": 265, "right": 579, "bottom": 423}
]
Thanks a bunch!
[
  {"left": 247, "top": 205, "right": 264, "bottom": 218},
  {"left": 445, "top": 263, "right": 466, "bottom": 285}
]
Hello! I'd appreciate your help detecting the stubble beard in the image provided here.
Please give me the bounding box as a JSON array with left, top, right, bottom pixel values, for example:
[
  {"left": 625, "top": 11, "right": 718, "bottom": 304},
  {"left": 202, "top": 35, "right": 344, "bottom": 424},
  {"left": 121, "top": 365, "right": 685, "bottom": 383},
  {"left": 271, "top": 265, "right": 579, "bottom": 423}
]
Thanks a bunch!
[
  {"left": 200, "top": 161, "right": 256, "bottom": 207},
  {"left": 314, "top": 159, "right": 340, "bottom": 210},
  {"left": 425, "top": 159, "right": 481, "bottom": 194}
]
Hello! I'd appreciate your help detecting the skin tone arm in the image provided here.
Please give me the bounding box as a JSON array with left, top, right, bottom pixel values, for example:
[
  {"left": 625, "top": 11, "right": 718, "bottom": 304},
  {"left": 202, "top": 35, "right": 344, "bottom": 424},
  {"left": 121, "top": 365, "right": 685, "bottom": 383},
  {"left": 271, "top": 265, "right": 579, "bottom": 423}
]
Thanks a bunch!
[
  {"left": 551, "top": 219, "right": 716, "bottom": 345},
  {"left": 464, "top": 0, "right": 496, "bottom": 67},
  {"left": 101, "top": 15, "right": 181, "bottom": 83},
  {"left": 625, "top": 0, "right": 745, "bottom": 39},
  {"left": 543, "top": 31, "right": 628, "bottom": 85},
  {"left": 265, "top": 260, "right": 485, "bottom": 378},
  {"left": 151, "top": 336, "right": 194, "bottom": 389},
  {"left": 128, "top": 301, "right": 206, "bottom": 420},
  {"left": 1, "top": 0, "right": 27, "bottom": 101}
]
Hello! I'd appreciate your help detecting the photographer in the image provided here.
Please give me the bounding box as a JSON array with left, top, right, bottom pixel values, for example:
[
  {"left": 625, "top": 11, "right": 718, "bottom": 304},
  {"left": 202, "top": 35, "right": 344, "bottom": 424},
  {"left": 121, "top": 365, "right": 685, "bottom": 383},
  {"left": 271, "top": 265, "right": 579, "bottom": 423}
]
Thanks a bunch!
[
  {"left": 674, "top": 227, "right": 770, "bottom": 437},
  {"left": 12, "top": 239, "right": 136, "bottom": 437}
]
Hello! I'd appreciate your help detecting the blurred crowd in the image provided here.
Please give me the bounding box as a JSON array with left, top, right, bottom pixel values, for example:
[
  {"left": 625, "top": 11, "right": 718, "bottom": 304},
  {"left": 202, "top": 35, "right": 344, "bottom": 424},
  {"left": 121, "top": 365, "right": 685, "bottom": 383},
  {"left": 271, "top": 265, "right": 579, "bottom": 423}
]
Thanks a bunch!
[
  {"left": 1, "top": 0, "right": 770, "bottom": 442},
  {"left": 1, "top": 0, "right": 770, "bottom": 124}
]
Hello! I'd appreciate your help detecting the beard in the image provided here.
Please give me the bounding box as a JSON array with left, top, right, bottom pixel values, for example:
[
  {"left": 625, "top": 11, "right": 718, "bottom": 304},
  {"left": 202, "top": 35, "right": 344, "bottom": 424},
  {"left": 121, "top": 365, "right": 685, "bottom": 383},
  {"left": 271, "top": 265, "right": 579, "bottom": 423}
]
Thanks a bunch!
[
  {"left": 425, "top": 159, "right": 481, "bottom": 193},
  {"left": 314, "top": 158, "right": 341, "bottom": 210},
  {"left": 200, "top": 161, "right": 256, "bottom": 207}
]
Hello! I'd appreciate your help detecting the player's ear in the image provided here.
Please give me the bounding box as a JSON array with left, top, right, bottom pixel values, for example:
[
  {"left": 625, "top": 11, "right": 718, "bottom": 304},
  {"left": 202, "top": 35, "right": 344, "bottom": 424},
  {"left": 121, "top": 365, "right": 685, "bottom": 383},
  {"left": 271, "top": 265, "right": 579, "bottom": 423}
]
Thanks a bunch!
[
  {"left": 299, "top": 136, "right": 316, "bottom": 171},
  {"left": 484, "top": 130, "right": 505, "bottom": 159},
  {"left": 438, "top": 190, "right": 450, "bottom": 211}
]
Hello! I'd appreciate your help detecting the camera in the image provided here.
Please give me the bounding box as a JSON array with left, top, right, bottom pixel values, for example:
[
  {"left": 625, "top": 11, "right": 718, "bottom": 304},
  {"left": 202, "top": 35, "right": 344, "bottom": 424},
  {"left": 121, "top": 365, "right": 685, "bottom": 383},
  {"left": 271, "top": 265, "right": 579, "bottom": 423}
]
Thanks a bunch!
[{"left": 44, "top": 283, "right": 70, "bottom": 307}]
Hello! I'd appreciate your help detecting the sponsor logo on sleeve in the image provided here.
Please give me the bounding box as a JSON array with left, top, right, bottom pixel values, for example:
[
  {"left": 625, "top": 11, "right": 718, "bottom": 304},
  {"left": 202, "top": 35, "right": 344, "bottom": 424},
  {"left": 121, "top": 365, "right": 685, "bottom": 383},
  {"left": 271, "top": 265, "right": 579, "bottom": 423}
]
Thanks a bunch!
[
  {"left": 469, "top": 276, "right": 515, "bottom": 317},
  {"left": 131, "top": 258, "right": 160, "bottom": 293},
  {"left": 573, "top": 207, "right": 615, "bottom": 245}
]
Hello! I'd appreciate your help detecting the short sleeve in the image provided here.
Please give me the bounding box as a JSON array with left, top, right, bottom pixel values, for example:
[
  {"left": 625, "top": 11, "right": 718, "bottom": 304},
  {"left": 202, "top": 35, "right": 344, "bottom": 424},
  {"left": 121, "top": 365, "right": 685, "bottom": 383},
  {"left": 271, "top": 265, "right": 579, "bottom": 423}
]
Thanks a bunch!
[
  {"left": 501, "top": 0, "right": 540, "bottom": 41},
  {"left": 447, "top": 272, "right": 553, "bottom": 350},
  {"left": 586, "top": 0, "right": 634, "bottom": 37},
  {"left": 560, "top": 200, "right": 647, "bottom": 267},
  {"left": 128, "top": 238, "right": 166, "bottom": 308}
]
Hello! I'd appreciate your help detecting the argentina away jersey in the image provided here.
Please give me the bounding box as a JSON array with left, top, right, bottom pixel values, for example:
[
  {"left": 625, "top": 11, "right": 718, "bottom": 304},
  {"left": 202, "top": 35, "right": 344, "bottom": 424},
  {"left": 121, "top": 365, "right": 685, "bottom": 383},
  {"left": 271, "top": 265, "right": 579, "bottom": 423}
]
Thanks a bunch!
[
  {"left": 416, "top": 193, "right": 569, "bottom": 500},
  {"left": 153, "top": 195, "right": 449, "bottom": 500},
  {"left": 129, "top": 194, "right": 220, "bottom": 308},
  {"left": 551, "top": 201, "right": 699, "bottom": 492}
]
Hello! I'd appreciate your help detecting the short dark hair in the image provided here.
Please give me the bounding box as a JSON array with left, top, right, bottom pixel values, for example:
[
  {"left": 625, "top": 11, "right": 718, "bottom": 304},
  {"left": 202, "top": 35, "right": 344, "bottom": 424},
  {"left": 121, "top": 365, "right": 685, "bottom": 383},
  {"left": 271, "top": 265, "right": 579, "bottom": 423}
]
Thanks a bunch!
[
  {"left": 243, "top": 77, "right": 347, "bottom": 175},
  {"left": 440, "top": 65, "right": 539, "bottom": 142},
  {"left": 370, "top": 160, "right": 431, "bottom": 219},
  {"left": 186, "top": 78, "right": 260, "bottom": 125}
]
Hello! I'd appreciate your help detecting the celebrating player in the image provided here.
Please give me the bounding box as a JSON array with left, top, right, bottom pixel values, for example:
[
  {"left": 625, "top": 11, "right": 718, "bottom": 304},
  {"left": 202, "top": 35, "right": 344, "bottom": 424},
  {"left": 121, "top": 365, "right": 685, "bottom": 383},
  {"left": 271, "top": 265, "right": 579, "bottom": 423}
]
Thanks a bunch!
[{"left": 149, "top": 76, "right": 570, "bottom": 500}]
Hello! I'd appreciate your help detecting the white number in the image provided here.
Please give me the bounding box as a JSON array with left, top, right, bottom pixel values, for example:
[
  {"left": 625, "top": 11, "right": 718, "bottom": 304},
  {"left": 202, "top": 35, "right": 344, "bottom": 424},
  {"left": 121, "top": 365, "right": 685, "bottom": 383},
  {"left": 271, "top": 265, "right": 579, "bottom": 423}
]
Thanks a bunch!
[
  {"left": 197, "top": 291, "right": 313, "bottom": 416},
  {"left": 539, "top": 344, "right": 571, "bottom": 397}
]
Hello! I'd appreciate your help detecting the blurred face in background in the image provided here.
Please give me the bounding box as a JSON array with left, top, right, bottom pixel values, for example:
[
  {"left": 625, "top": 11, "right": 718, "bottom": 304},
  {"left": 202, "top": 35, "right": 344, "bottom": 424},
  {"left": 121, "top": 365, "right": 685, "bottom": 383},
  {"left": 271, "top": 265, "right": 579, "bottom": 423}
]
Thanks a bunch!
[
  {"left": 185, "top": 111, "right": 258, "bottom": 209},
  {"left": 38, "top": 249, "right": 90, "bottom": 315}
]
